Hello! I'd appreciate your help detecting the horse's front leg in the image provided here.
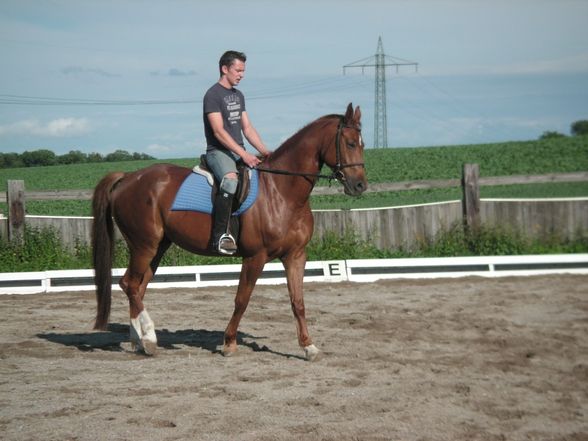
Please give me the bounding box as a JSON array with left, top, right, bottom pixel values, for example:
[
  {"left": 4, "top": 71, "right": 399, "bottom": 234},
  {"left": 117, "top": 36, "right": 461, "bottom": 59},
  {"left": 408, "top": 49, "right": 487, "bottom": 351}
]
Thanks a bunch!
[
  {"left": 223, "top": 255, "right": 266, "bottom": 356},
  {"left": 281, "top": 250, "right": 320, "bottom": 361}
]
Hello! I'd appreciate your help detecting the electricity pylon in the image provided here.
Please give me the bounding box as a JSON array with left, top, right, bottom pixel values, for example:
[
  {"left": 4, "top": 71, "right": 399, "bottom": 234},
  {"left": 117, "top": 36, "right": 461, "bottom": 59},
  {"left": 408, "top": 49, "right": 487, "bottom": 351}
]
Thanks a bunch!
[{"left": 343, "top": 36, "right": 418, "bottom": 148}]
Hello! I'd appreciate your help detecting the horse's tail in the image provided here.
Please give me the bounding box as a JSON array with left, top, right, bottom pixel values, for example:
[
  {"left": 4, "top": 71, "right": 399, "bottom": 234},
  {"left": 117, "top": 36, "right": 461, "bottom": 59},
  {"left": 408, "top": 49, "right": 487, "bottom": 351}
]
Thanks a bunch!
[{"left": 92, "top": 172, "right": 125, "bottom": 330}]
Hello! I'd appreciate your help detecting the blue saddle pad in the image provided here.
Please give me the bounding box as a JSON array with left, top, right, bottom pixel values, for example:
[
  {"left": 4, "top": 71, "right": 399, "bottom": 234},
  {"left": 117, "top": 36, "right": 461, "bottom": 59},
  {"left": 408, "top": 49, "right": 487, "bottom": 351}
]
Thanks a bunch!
[{"left": 171, "top": 169, "right": 259, "bottom": 216}]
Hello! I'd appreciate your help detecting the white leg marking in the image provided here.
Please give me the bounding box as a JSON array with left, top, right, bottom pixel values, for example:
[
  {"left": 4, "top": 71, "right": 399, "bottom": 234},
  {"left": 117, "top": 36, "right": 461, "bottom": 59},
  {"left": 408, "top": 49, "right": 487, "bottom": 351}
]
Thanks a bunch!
[
  {"left": 139, "top": 309, "right": 157, "bottom": 355},
  {"left": 129, "top": 310, "right": 157, "bottom": 355},
  {"left": 304, "top": 344, "right": 320, "bottom": 361},
  {"left": 130, "top": 316, "right": 143, "bottom": 351}
]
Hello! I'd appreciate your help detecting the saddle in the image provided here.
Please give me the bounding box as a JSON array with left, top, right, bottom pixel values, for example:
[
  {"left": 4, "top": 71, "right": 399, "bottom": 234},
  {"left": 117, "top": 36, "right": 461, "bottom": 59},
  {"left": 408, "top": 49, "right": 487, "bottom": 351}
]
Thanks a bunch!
[
  {"left": 171, "top": 158, "right": 259, "bottom": 216},
  {"left": 195, "top": 154, "right": 251, "bottom": 211}
]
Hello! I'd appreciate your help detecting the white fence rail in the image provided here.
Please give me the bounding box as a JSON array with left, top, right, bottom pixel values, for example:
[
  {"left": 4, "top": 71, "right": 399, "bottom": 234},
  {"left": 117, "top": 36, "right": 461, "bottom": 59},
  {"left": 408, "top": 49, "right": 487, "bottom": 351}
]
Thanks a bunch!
[{"left": 1, "top": 254, "right": 587, "bottom": 295}]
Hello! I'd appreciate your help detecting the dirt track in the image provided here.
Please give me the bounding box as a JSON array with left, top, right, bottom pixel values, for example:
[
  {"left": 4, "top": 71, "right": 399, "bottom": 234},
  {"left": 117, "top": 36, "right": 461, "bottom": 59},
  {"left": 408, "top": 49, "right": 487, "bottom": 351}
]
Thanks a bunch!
[{"left": 1, "top": 275, "right": 587, "bottom": 441}]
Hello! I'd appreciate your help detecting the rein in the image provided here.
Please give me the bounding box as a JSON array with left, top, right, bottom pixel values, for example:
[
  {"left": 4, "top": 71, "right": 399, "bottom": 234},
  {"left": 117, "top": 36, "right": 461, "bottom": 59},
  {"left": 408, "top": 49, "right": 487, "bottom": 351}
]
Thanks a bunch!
[{"left": 256, "top": 117, "right": 365, "bottom": 184}]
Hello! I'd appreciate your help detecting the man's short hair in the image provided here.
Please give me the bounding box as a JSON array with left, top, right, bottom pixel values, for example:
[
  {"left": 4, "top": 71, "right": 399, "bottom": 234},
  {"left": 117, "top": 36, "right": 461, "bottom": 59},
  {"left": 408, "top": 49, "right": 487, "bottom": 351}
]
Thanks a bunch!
[{"left": 219, "top": 51, "right": 246, "bottom": 77}]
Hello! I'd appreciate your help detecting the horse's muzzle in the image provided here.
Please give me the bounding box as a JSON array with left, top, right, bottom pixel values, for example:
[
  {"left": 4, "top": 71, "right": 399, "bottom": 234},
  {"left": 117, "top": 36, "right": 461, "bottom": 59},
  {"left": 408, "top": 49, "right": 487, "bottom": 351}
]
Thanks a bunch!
[{"left": 343, "top": 177, "right": 368, "bottom": 196}]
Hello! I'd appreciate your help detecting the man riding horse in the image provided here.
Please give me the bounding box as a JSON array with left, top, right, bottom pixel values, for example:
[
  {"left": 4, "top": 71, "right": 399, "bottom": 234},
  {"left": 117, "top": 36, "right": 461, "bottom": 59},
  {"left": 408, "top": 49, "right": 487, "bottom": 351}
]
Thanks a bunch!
[{"left": 203, "top": 50, "right": 271, "bottom": 255}]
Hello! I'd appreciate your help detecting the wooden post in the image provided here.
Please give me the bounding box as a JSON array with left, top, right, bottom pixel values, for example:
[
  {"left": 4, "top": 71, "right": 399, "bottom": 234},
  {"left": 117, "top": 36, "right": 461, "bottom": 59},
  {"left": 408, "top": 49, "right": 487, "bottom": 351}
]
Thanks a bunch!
[
  {"left": 7, "top": 180, "right": 26, "bottom": 244},
  {"left": 461, "top": 164, "right": 480, "bottom": 232}
]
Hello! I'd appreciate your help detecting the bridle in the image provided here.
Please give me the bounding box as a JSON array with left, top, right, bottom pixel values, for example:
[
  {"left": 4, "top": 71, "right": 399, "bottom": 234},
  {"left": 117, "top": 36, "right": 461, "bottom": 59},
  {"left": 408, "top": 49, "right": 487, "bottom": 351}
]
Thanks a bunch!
[
  {"left": 332, "top": 117, "right": 365, "bottom": 183},
  {"left": 256, "top": 117, "right": 365, "bottom": 184}
]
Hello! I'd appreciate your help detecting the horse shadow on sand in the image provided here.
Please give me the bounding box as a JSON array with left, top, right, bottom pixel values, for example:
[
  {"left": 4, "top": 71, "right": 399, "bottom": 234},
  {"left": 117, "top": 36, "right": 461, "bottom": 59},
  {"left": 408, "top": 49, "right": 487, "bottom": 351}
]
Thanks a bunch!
[{"left": 37, "top": 324, "right": 304, "bottom": 360}]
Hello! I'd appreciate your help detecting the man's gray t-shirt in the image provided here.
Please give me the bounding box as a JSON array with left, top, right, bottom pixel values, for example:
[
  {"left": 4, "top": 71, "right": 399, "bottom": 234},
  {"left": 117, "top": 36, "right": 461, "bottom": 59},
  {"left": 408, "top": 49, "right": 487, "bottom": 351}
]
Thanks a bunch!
[{"left": 203, "top": 82, "right": 246, "bottom": 152}]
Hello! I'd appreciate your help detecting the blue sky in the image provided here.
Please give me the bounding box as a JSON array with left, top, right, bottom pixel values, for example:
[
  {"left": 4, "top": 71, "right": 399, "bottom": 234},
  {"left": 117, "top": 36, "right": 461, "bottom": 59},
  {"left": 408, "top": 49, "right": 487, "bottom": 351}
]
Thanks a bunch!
[{"left": 1, "top": 0, "right": 587, "bottom": 159}]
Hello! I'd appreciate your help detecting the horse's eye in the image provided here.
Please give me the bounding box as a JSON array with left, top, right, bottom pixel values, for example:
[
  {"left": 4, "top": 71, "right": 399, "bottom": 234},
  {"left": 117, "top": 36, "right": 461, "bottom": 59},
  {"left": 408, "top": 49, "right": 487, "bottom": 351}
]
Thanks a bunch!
[{"left": 347, "top": 141, "right": 356, "bottom": 149}]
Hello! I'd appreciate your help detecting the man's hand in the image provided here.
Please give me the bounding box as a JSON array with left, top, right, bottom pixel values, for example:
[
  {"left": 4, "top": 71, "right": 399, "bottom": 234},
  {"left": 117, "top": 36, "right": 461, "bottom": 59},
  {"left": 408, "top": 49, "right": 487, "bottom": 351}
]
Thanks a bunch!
[{"left": 241, "top": 151, "right": 262, "bottom": 168}]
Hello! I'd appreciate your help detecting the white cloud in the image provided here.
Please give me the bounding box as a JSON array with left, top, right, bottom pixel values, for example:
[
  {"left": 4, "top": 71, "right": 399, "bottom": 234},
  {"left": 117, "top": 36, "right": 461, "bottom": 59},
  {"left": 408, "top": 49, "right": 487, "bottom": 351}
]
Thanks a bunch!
[
  {"left": 145, "top": 140, "right": 203, "bottom": 159},
  {"left": 146, "top": 143, "right": 172, "bottom": 154},
  {"left": 149, "top": 68, "right": 198, "bottom": 77},
  {"left": 167, "top": 68, "right": 198, "bottom": 77},
  {"left": 61, "top": 66, "right": 119, "bottom": 77},
  {"left": 485, "top": 53, "right": 588, "bottom": 76},
  {"left": 429, "top": 53, "right": 588, "bottom": 77},
  {"left": 0, "top": 117, "right": 92, "bottom": 137}
]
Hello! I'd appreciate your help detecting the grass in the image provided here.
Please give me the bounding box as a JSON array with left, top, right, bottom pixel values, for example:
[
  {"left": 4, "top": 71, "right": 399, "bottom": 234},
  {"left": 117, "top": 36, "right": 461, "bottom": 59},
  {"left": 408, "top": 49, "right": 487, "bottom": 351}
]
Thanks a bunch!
[
  {"left": 2, "top": 224, "right": 586, "bottom": 273},
  {"left": 1, "top": 137, "right": 587, "bottom": 272},
  {"left": 2, "top": 137, "right": 587, "bottom": 190},
  {"left": 1, "top": 137, "right": 587, "bottom": 215}
]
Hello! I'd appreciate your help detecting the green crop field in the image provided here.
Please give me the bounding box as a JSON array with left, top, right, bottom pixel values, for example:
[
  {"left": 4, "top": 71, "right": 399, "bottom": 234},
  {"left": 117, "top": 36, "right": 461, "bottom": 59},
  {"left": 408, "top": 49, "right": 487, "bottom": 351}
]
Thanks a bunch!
[
  {"left": 1, "top": 137, "right": 587, "bottom": 215},
  {"left": 2, "top": 138, "right": 588, "bottom": 271}
]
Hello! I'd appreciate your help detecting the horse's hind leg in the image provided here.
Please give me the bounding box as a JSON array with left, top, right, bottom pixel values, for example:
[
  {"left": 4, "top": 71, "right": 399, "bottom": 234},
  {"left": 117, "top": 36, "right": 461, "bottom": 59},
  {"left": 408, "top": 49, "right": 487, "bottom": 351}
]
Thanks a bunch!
[
  {"left": 120, "top": 259, "right": 157, "bottom": 355},
  {"left": 121, "top": 239, "right": 171, "bottom": 355}
]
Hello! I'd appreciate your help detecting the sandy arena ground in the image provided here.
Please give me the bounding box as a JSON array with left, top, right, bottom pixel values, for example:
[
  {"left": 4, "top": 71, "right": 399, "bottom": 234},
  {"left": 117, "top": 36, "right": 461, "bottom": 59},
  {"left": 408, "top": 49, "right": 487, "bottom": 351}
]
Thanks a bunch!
[{"left": 1, "top": 275, "right": 587, "bottom": 441}]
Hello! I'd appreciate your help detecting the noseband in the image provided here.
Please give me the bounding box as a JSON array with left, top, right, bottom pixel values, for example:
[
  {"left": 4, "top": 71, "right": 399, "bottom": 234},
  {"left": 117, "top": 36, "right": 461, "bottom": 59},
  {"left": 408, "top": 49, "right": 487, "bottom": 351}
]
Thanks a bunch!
[{"left": 256, "top": 117, "right": 365, "bottom": 184}]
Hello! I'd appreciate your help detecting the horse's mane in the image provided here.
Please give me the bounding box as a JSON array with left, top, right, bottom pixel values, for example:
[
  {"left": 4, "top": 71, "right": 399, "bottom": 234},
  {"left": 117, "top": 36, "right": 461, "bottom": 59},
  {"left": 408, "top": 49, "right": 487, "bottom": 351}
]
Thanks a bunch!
[{"left": 271, "top": 114, "right": 341, "bottom": 159}]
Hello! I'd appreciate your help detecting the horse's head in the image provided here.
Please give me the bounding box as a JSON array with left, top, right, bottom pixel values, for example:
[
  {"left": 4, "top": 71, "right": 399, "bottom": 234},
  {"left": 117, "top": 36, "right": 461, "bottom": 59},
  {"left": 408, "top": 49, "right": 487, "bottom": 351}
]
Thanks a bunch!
[{"left": 324, "top": 103, "right": 368, "bottom": 196}]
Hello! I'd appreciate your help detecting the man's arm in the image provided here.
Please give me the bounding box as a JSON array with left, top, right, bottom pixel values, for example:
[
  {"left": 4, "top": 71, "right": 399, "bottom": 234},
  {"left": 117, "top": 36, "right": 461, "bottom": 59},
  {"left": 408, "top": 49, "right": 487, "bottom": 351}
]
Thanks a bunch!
[
  {"left": 241, "top": 111, "right": 270, "bottom": 157},
  {"left": 207, "top": 112, "right": 261, "bottom": 167}
]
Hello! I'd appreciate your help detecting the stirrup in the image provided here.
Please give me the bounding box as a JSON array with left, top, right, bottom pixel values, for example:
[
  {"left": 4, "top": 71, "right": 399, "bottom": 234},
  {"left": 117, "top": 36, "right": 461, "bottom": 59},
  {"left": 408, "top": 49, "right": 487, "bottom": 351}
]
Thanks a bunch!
[{"left": 217, "top": 233, "right": 237, "bottom": 255}]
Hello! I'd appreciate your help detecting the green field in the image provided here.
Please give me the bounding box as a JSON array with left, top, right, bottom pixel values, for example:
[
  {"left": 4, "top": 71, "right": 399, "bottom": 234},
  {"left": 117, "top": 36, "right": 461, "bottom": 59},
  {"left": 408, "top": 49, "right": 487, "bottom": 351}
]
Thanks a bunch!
[{"left": 1, "top": 137, "right": 587, "bottom": 215}]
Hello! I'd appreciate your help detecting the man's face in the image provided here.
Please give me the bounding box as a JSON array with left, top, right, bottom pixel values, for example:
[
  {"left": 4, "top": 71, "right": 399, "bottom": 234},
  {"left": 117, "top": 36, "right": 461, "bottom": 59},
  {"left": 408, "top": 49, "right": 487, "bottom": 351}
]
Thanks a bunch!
[{"left": 223, "top": 59, "right": 245, "bottom": 86}]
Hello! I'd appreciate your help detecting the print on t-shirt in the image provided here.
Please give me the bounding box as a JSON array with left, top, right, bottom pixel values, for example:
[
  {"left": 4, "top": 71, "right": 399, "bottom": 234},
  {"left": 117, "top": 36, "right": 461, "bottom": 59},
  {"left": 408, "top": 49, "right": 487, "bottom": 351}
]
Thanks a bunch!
[{"left": 225, "top": 94, "right": 241, "bottom": 125}]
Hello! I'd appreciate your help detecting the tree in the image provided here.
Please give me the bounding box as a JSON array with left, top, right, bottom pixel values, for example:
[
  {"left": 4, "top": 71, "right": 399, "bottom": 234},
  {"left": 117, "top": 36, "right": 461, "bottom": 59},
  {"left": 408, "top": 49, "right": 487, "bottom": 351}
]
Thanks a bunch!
[
  {"left": 58, "top": 150, "right": 87, "bottom": 165},
  {"left": 87, "top": 152, "right": 104, "bottom": 163},
  {"left": 105, "top": 149, "right": 133, "bottom": 162},
  {"left": 539, "top": 131, "right": 566, "bottom": 140},
  {"left": 21, "top": 149, "right": 57, "bottom": 167},
  {"left": 571, "top": 120, "right": 588, "bottom": 136},
  {"left": 0, "top": 153, "right": 24, "bottom": 169},
  {"left": 133, "top": 152, "right": 156, "bottom": 160}
]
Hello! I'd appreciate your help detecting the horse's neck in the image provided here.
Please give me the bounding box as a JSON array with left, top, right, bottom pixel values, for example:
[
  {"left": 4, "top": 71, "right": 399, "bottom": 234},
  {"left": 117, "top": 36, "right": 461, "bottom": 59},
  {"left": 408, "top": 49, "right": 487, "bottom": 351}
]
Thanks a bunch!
[
  {"left": 273, "top": 146, "right": 320, "bottom": 173},
  {"left": 264, "top": 140, "right": 322, "bottom": 203},
  {"left": 263, "top": 117, "right": 335, "bottom": 204},
  {"left": 274, "top": 125, "right": 326, "bottom": 172}
]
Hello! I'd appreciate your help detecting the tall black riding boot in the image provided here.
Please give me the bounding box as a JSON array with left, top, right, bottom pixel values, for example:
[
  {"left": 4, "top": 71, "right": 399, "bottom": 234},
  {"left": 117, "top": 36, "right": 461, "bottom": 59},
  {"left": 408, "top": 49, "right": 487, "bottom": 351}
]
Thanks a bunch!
[{"left": 212, "top": 191, "right": 237, "bottom": 255}]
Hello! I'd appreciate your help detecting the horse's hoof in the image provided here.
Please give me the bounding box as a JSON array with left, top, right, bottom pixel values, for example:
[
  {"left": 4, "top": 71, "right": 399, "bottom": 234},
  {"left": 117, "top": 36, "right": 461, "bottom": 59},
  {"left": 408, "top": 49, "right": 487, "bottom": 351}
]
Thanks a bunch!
[
  {"left": 222, "top": 344, "right": 237, "bottom": 357},
  {"left": 304, "top": 344, "right": 320, "bottom": 362},
  {"left": 141, "top": 338, "right": 157, "bottom": 356}
]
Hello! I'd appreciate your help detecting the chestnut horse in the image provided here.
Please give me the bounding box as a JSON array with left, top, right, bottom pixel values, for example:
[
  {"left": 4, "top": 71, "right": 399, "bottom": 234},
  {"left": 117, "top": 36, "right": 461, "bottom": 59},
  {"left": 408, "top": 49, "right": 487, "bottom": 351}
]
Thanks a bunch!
[{"left": 92, "top": 103, "right": 367, "bottom": 360}]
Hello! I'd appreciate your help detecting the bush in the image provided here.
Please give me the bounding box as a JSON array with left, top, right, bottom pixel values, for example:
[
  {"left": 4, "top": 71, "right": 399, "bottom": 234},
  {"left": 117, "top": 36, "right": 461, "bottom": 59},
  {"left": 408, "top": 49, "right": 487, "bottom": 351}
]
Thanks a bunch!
[
  {"left": 307, "top": 230, "right": 395, "bottom": 260},
  {"left": 0, "top": 227, "right": 90, "bottom": 272},
  {"left": 417, "top": 224, "right": 528, "bottom": 256},
  {"left": 1, "top": 225, "right": 587, "bottom": 273}
]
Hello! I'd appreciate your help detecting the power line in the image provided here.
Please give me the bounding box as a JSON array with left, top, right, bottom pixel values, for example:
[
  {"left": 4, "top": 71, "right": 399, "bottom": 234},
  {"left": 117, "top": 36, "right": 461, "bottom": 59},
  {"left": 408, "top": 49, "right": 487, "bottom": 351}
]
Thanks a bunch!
[
  {"left": 395, "top": 74, "right": 519, "bottom": 143},
  {"left": 248, "top": 76, "right": 372, "bottom": 101},
  {"left": 0, "top": 75, "right": 371, "bottom": 107},
  {"left": 0, "top": 94, "right": 200, "bottom": 106}
]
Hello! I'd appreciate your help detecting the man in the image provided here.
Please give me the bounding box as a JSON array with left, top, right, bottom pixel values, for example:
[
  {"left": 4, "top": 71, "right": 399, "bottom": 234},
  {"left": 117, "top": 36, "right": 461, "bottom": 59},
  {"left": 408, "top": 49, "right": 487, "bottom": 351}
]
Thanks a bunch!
[{"left": 203, "top": 50, "right": 270, "bottom": 255}]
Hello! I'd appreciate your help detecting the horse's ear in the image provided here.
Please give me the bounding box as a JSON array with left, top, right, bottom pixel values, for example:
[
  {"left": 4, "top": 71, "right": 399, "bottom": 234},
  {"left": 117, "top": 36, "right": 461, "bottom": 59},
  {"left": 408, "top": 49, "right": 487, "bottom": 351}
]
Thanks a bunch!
[
  {"left": 344, "top": 103, "right": 354, "bottom": 123},
  {"left": 354, "top": 106, "right": 361, "bottom": 123}
]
